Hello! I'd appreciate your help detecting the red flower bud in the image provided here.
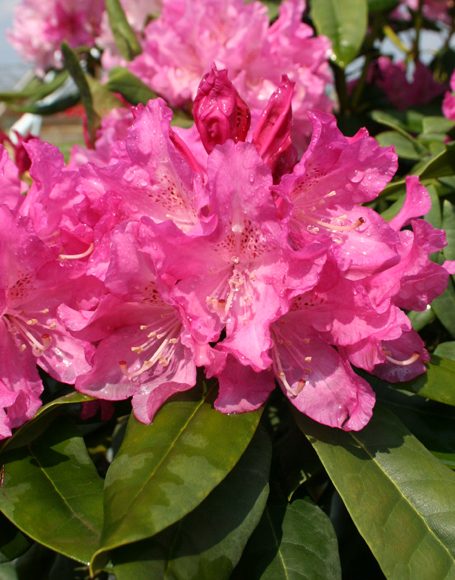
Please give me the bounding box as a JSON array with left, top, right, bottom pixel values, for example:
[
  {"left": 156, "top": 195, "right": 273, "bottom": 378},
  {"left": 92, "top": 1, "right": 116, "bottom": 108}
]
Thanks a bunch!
[
  {"left": 253, "top": 75, "right": 296, "bottom": 180},
  {"left": 193, "top": 66, "right": 251, "bottom": 153}
]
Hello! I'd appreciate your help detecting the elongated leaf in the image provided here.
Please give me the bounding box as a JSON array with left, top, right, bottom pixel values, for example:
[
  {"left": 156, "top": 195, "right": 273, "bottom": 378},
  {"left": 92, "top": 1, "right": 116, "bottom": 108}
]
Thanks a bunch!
[
  {"left": 296, "top": 405, "right": 455, "bottom": 579},
  {"left": 417, "top": 142, "right": 455, "bottom": 180},
  {"left": 371, "top": 110, "right": 425, "bottom": 147},
  {"left": 112, "top": 428, "right": 272, "bottom": 580},
  {"left": 0, "top": 421, "right": 103, "bottom": 564},
  {"left": 423, "top": 117, "right": 455, "bottom": 135},
  {"left": 367, "top": 0, "right": 398, "bottom": 11},
  {"left": 376, "top": 131, "right": 423, "bottom": 160},
  {"left": 0, "top": 72, "right": 69, "bottom": 103},
  {"left": 311, "top": 0, "right": 367, "bottom": 67},
  {"left": 442, "top": 200, "right": 455, "bottom": 261},
  {"left": 432, "top": 279, "right": 455, "bottom": 337},
  {"left": 376, "top": 384, "right": 455, "bottom": 468},
  {"left": 107, "top": 67, "right": 156, "bottom": 105},
  {"left": 434, "top": 342, "right": 455, "bottom": 361},
  {"left": 61, "top": 43, "right": 100, "bottom": 145},
  {"left": 0, "top": 392, "right": 93, "bottom": 453},
  {"left": 92, "top": 397, "right": 262, "bottom": 573},
  {"left": 399, "top": 356, "right": 455, "bottom": 406},
  {"left": 233, "top": 499, "right": 341, "bottom": 580},
  {"left": 106, "top": 0, "right": 142, "bottom": 60},
  {"left": 11, "top": 94, "right": 79, "bottom": 116},
  {"left": 0, "top": 515, "right": 31, "bottom": 563}
]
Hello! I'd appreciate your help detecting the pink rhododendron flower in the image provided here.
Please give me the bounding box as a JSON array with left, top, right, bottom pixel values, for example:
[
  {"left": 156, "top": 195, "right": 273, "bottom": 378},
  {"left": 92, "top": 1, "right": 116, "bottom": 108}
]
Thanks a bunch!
[
  {"left": 52, "top": 68, "right": 451, "bottom": 434},
  {"left": 403, "top": 0, "right": 454, "bottom": 22},
  {"left": 443, "top": 72, "right": 455, "bottom": 120},
  {"left": 0, "top": 199, "right": 93, "bottom": 438},
  {"left": 8, "top": 0, "right": 104, "bottom": 73},
  {"left": 372, "top": 57, "right": 446, "bottom": 110},
  {"left": 128, "top": 0, "right": 332, "bottom": 142}
]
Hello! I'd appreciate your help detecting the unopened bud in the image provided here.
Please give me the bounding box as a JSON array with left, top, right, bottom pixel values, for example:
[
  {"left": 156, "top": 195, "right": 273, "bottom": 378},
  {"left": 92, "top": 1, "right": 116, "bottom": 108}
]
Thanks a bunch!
[{"left": 193, "top": 66, "right": 251, "bottom": 153}]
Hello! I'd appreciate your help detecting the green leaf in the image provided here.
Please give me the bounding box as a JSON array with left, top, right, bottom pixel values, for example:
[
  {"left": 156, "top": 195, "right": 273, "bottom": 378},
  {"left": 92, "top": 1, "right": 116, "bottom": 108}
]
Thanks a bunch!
[
  {"left": 11, "top": 94, "right": 80, "bottom": 116},
  {"left": 432, "top": 279, "right": 455, "bottom": 338},
  {"left": 372, "top": 110, "right": 423, "bottom": 142},
  {"left": 0, "top": 421, "right": 103, "bottom": 564},
  {"left": 367, "top": 0, "right": 398, "bottom": 12},
  {"left": 442, "top": 200, "right": 455, "bottom": 261},
  {"left": 416, "top": 142, "right": 455, "bottom": 181},
  {"left": 0, "top": 392, "right": 93, "bottom": 454},
  {"left": 107, "top": 67, "right": 156, "bottom": 105},
  {"left": 0, "top": 515, "right": 31, "bottom": 563},
  {"left": 233, "top": 499, "right": 341, "bottom": 580},
  {"left": 0, "top": 72, "right": 69, "bottom": 103},
  {"left": 407, "top": 308, "right": 436, "bottom": 331},
  {"left": 112, "top": 427, "right": 272, "bottom": 580},
  {"left": 376, "top": 384, "right": 455, "bottom": 469},
  {"left": 296, "top": 406, "right": 455, "bottom": 579},
  {"left": 311, "top": 0, "right": 368, "bottom": 68},
  {"left": 86, "top": 76, "right": 123, "bottom": 118},
  {"left": 398, "top": 356, "right": 455, "bottom": 406},
  {"left": 376, "top": 131, "right": 423, "bottom": 160},
  {"left": 262, "top": 0, "right": 281, "bottom": 20},
  {"left": 434, "top": 342, "right": 455, "bottom": 361},
  {"left": 61, "top": 43, "right": 100, "bottom": 145},
  {"left": 106, "top": 0, "right": 142, "bottom": 60},
  {"left": 423, "top": 116, "right": 455, "bottom": 135},
  {"left": 92, "top": 396, "right": 262, "bottom": 573}
]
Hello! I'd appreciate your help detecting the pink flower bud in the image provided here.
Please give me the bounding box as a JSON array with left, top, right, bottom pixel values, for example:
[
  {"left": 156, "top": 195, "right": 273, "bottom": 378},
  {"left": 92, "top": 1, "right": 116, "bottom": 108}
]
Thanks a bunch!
[
  {"left": 253, "top": 75, "right": 297, "bottom": 180},
  {"left": 193, "top": 66, "right": 251, "bottom": 153}
]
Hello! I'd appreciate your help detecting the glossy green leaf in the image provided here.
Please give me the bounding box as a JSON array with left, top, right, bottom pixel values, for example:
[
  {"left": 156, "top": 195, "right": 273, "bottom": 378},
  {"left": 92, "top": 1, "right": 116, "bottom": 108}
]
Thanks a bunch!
[
  {"left": 0, "top": 421, "right": 103, "bottom": 564},
  {"left": 11, "top": 94, "right": 79, "bottom": 116},
  {"left": 416, "top": 142, "right": 455, "bottom": 180},
  {"left": 434, "top": 342, "right": 455, "bottom": 361},
  {"left": 442, "top": 200, "right": 455, "bottom": 261},
  {"left": 376, "top": 131, "right": 423, "bottom": 160},
  {"left": 106, "top": 0, "right": 142, "bottom": 60},
  {"left": 371, "top": 110, "right": 425, "bottom": 148},
  {"left": 61, "top": 43, "right": 100, "bottom": 145},
  {"left": 296, "top": 406, "right": 455, "bottom": 579},
  {"left": 86, "top": 76, "right": 123, "bottom": 118},
  {"left": 398, "top": 356, "right": 455, "bottom": 406},
  {"left": 107, "top": 67, "right": 156, "bottom": 105},
  {"left": 432, "top": 279, "right": 455, "bottom": 337},
  {"left": 0, "top": 515, "right": 31, "bottom": 563},
  {"left": 423, "top": 116, "right": 455, "bottom": 135},
  {"left": 233, "top": 499, "right": 341, "bottom": 580},
  {"left": 376, "top": 384, "right": 455, "bottom": 469},
  {"left": 311, "top": 0, "right": 368, "bottom": 67},
  {"left": 0, "top": 392, "right": 93, "bottom": 454},
  {"left": 0, "top": 71, "right": 69, "bottom": 103},
  {"left": 92, "top": 397, "right": 262, "bottom": 573},
  {"left": 367, "top": 0, "right": 398, "bottom": 12},
  {"left": 407, "top": 307, "right": 436, "bottom": 331},
  {"left": 112, "top": 428, "right": 272, "bottom": 580}
]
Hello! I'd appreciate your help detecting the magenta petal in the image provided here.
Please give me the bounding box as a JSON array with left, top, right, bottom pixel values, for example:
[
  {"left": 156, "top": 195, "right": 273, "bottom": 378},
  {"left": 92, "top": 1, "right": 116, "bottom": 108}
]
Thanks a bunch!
[
  {"left": 214, "top": 356, "right": 275, "bottom": 413},
  {"left": 388, "top": 177, "right": 431, "bottom": 231},
  {"left": 374, "top": 330, "right": 429, "bottom": 383},
  {"left": 273, "top": 321, "right": 375, "bottom": 431}
]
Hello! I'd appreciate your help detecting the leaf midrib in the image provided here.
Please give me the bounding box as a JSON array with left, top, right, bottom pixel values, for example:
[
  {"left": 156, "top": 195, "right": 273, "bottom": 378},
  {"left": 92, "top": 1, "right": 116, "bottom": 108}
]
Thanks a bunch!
[
  {"left": 350, "top": 431, "right": 455, "bottom": 566},
  {"left": 104, "top": 395, "right": 208, "bottom": 545}
]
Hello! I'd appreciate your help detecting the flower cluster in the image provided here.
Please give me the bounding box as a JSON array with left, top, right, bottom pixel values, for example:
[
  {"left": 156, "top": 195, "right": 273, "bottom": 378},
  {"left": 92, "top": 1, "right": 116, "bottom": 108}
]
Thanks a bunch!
[
  {"left": 9, "top": 0, "right": 332, "bottom": 147},
  {"left": 1, "top": 67, "right": 453, "bottom": 438}
]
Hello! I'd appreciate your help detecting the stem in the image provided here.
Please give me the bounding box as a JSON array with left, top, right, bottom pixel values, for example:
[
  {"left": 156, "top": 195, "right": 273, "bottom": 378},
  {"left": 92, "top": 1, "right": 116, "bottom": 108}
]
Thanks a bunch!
[
  {"left": 383, "top": 24, "right": 412, "bottom": 56},
  {"left": 412, "top": 0, "right": 424, "bottom": 62},
  {"left": 333, "top": 64, "right": 348, "bottom": 118}
]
